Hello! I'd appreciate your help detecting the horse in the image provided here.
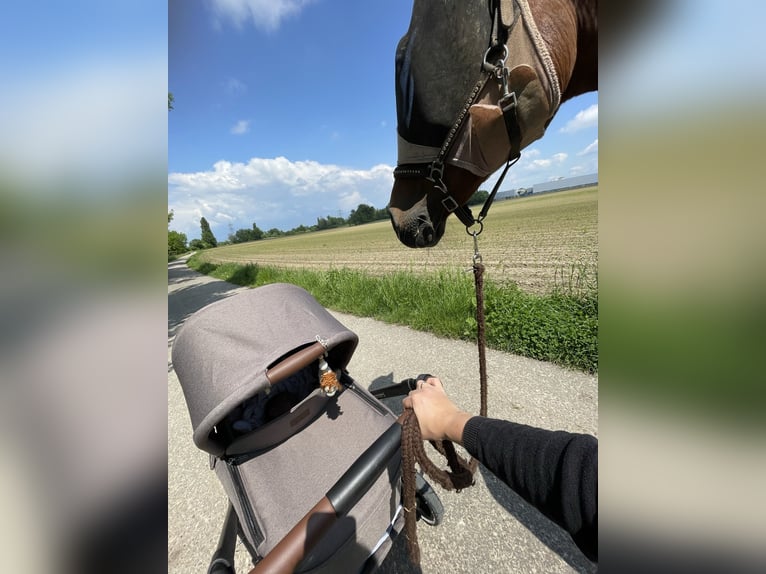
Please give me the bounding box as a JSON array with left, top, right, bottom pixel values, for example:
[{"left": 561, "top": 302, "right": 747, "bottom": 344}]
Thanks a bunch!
[{"left": 388, "top": 0, "right": 597, "bottom": 248}]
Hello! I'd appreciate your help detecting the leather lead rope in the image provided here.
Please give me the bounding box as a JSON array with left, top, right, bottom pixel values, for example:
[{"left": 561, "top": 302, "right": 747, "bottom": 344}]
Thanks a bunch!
[
  {"left": 400, "top": 249, "right": 490, "bottom": 565},
  {"left": 473, "top": 260, "right": 489, "bottom": 420},
  {"left": 400, "top": 410, "right": 477, "bottom": 565},
  {"left": 399, "top": 2, "right": 508, "bottom": 564}
]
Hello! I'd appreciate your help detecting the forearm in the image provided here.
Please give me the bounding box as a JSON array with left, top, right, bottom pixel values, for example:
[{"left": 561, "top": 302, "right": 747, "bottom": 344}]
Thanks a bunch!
[
  {"left": 444, "top": 410, "right": 473, "bottom": 444},
  {"left": 462, "top": 416, "right": 598, "bottom": 561}
]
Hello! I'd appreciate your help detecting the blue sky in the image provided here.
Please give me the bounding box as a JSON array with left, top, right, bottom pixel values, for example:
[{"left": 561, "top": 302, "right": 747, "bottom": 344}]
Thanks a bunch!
[
  {"left": 1, "top": 1, "right": 762, "bottom": 245},
  {"left": 0, "top": 1, "right": 166, "bottom": 188},
  {"left": 169, "top": 0, "right": 598, "bottom": 241}
]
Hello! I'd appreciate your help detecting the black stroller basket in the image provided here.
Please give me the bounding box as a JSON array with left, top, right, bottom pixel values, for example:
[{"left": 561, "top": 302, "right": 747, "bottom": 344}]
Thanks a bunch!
[{"left": 172, "top": 284, "right": 440, "bottom": 573}]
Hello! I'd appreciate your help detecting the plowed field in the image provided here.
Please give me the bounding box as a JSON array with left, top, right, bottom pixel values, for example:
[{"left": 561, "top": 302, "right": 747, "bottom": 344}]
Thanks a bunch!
[{"left": 196, "top": 187, "right": 597, "bottom": 294}]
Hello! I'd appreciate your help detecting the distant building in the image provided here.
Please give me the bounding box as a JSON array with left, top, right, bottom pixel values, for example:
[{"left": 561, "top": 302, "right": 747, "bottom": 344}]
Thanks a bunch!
[
  {"left": 532, "top": 173, "right": 598, "bottom": 194},
  {"left": 496, "top": 186, "right": 533, "bottom": 201},
  {"left": 496, "top": 173, "right": 597, "bottom": 201}
]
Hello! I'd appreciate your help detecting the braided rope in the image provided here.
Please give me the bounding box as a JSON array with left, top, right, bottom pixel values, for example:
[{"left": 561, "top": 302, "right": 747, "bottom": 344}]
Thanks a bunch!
[
  {"left": 401, "top": 262, "right": 489, "bottom": 564},
  {"left": 474, "top": 262, "right": 489, "bottom": 418},
  {"left": 401, "top": 409, "right": 477, "bottom": 564}
]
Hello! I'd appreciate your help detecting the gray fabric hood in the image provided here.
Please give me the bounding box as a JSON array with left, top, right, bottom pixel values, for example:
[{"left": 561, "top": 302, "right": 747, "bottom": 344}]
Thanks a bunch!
[{"left": 172, "top": 283, "right": 358, "bottom": 454}]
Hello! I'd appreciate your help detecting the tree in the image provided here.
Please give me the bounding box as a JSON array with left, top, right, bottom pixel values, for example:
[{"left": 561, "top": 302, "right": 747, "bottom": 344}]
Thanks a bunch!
[
  {"left": 167, "top": 210, "right": 186, "bottom": 259},
  {"left": 347, "top": 203, "right": 376, "bottom": 225},
  {"left": 317, "top": 214, "right": 347, "bottom": 230},
  {"left": 250, "top": 222, "right": 264, "bottom": 241},
  {"left": 200, "top": 217, "right": 217, "bottom": 248},
  {"left": 168, "top": 230, "right": 187, "bottom": 259},
  {"left": 229, "top": 222, "right": 264, "bottom": 244},
  {"left": 264, "top": 228, "right": 284, "bottom": 238},
  {"left": 189, "top": 238, "right": 206, "bottom": 251},
  {"left": 168, "top": 92, "right": 174, "bottom": 111},
  {"left": 285, "top": 224, "right": 310, "bottom": 236},
  {"left": 230, "top": 229, "right": 250, "bottom": 244},
  {"left": 467, "top": 189, "right": 490, "bottom": 206}
]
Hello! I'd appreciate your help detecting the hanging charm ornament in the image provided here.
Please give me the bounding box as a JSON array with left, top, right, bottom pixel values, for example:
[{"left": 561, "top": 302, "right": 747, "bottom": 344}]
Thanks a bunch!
[
  {"left": 318, "top": 357, "right": 340, "bottom": 397},
  {"left": 314, "top": 334, "right": 341, "bottom": 397}
]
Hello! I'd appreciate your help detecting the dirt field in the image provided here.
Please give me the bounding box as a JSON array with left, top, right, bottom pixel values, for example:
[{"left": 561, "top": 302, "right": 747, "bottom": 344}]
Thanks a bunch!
[{"left": 197, "top": 187, "right": 598, "bottom": 294}]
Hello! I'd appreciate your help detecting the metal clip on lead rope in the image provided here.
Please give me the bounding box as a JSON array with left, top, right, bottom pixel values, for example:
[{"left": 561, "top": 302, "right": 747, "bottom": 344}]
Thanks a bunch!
[{"left": 472, "top": 230, "right": 482, "bottom": 265}]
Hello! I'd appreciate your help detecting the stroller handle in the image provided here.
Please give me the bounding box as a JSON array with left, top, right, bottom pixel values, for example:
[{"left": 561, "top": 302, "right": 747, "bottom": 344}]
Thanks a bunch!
[
  {"left": 266, "top": 342, "right": 327, "bottom": 385},
  {"left": 248, "top": 420, "right": 403, "bottom": 574},
  {"left": 370, "top": 374, "right": 434, "bottom": 399}
]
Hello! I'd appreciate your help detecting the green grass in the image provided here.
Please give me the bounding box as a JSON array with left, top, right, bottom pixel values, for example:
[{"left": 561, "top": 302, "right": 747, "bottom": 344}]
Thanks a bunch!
[
  {"left": 185, "top": 188, "right": 598, "bottom": 373},
  {"left": 187, "top": 254, "right": 598, "bottom": 373}
]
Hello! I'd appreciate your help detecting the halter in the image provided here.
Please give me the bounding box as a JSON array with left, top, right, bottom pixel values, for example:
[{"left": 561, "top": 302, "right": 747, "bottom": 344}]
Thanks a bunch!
[{"left": 393, "top": 0, "right": 523, "bottom": 232}]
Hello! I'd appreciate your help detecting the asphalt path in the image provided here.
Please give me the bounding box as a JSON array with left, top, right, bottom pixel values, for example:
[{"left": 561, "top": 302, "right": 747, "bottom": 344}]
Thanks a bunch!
[{"left": 168, "top": 256, "right": 598, "bottom": 573}]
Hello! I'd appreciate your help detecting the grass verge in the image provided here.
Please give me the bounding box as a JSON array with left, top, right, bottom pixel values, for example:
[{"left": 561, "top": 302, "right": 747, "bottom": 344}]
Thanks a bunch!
[{"left": 187, "top": 254, "right": 598, "bottom": 373}]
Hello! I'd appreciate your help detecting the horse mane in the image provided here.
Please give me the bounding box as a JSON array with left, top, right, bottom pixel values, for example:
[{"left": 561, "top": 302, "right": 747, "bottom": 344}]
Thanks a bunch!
[
  {"left": 567, "top": 0, "right": 598, "bottom": 100},
  {"left": 529, "top": 0, "right": 597, "bottom": 103}
]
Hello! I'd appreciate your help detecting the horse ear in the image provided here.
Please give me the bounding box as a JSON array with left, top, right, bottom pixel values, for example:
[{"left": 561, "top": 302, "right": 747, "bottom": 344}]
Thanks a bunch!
[{"left": 507, "top": 64, "right": 551, "bottom": 148}]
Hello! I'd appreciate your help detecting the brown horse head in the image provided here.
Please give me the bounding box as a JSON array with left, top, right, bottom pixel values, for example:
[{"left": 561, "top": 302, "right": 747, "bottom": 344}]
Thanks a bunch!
[
  {"left": 389, "top": 168, "right": 484, "bottom": 248},
  {"left": 388, "top": 0, "right": 597, "bottom": 248}
]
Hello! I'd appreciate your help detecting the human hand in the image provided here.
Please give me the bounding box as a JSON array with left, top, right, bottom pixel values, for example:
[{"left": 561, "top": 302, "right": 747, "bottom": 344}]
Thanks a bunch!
[{"left": 402, "top": 376, "right": 472, "bottom": 444}]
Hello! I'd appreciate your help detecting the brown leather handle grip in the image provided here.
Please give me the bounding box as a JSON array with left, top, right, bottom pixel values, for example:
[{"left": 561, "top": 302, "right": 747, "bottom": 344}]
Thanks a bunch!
[
  {"left": 266, "top": 341, "right": 327, "bottom": 385},
  {"left": 248, "top": 496, "right": 337, "bottom": 574}
]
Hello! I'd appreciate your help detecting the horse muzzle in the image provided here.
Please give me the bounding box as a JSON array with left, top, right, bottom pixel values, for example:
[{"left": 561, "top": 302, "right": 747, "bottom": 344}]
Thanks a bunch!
[
  {"left": 389, "top": 211, "right": 442, "bottom": 249},
  {"left": 388, "top": 185, "right": 445, "bottom": 249}
]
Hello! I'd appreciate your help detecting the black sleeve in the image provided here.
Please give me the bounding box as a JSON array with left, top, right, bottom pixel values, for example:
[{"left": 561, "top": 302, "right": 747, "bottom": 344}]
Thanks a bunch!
[{"left": 462, "top": 416, "right": 598, "bottom": 562}]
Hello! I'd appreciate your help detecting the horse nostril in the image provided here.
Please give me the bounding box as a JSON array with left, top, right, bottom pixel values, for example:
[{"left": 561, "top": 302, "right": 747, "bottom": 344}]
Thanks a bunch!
[
  {"left": 415, "top": 222, "right": 435, "bottom": 248},
  {"left": 422, "top": 225, "right": 434, "bottom": 244}
]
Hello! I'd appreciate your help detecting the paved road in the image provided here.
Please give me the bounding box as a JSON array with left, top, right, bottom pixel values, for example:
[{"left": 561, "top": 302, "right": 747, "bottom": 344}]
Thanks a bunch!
[{"left": 168, "top": 257, "right": 598, "bottom": 573}]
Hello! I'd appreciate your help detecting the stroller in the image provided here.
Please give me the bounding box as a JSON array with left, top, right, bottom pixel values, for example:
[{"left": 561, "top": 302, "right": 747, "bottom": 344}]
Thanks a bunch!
[{"left": 172, "top": 283, "right": 443, "bottom": 573}]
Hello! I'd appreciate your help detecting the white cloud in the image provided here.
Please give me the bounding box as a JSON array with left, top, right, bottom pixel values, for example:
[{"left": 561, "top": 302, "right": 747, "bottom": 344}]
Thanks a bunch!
[
  {"left": 578, "top": 139, "right": 598, "bottom": 155},
  {"left": 570, "top": 165, "right": 586, "bottom": 175},
  {"left": 223, "top": 77, "right": 247, "bottom": 96},
  {"left": 523, "top": 151, "right": 568, "bottom": 171},
  {"left": 339, "top": 190, "right": 364, "bottom": 210},
  {"left": 570, "top": 155, "right": 599, "bottom": 177},
  {"left": 209, "top": 0, "right": 315, "bottom": 31},
  {"left": 527, "top": 159, "right": 552, "bottom": 169},
  {"left": 230, "top": 119, "right": 250, "bottom": 135},
  {"left": 560, "top": 104, "right": 598, "bottom": 133},
  {"left": 168, "top": 156, "right": 394, "bottom": 239},
  {"left": 486, "top": 145, "right": 595, "bottom": 192}
]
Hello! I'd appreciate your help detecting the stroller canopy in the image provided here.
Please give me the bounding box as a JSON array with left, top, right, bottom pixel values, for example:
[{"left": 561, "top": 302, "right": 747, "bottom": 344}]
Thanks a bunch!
[{"left": 172, "top": 283, "right": 358, "bottom": 454}]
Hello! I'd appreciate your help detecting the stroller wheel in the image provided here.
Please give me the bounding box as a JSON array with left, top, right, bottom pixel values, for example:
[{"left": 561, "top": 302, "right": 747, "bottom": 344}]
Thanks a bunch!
[{"left": 415, "top": 473, "right": 444, "bottom": 526}]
